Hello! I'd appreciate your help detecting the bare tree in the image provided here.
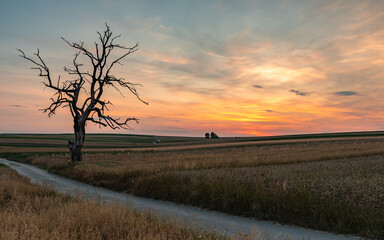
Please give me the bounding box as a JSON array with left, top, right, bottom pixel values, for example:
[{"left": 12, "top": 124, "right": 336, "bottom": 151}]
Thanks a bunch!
[{"left": 18, "top": 24, "right": 147, "bottom": 164}]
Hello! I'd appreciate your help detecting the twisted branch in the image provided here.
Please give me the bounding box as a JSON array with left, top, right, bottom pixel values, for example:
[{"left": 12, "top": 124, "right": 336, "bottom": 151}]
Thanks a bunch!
[{"left": 18, "top": 23, "right": 146, "bottom": 130}]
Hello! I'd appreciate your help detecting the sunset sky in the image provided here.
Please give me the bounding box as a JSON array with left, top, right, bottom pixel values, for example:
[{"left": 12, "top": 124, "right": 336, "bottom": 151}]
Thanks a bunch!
[{"left": 1, "top": 0, "right": 384, "bottom": 137}]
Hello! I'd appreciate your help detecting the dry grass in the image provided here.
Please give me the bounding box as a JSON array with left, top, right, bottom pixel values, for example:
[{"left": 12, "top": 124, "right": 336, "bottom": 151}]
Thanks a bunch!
[
  {"left": 0, "top": 167, "right": 261, "bottom": 240},
  {"left": 0, "top": 146, "right": 68, "bottom": 153},
  {"left": 31, "top": 137, "right": 384, "bottom": 175},
  {"left": 2, "top": 134, "right": 384, "bottom": 154},
  {"left": 132, "top": 155, "right": 384, "bottom": 238},
  {"left": 4, "top": 136, "right": 384, "bottom": 239},
  {"left": 170, "top": 155, "right": 384, "bottom": 212}
]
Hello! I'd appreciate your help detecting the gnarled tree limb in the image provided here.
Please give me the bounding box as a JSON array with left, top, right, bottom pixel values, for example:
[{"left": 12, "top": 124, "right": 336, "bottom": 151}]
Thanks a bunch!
[{"left": 18, "top": 24, "right": 147, "bottom": 163}]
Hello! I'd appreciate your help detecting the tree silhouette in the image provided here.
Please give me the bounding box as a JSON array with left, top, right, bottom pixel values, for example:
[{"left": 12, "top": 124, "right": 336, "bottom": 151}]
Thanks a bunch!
[{"left": 18, "top": 24, "right": 147, "bottom": 164}]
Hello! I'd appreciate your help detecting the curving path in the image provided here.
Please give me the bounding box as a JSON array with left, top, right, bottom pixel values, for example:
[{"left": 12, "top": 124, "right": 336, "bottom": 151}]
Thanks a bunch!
[{"left": 0, "top": 158, "right": 365, "bottom": 240}]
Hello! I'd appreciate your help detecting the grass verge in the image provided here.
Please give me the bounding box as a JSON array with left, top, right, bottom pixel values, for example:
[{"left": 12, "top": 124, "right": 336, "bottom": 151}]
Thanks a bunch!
[{"left": 0, "top": 167, "right": 262, "bottom": 240}]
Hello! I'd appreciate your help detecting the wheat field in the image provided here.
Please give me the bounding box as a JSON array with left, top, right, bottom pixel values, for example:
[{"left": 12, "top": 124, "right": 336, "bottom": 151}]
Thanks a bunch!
[
  {"left": 0, "top": 167, "right": 267, "bottom": 240},
  {"left": 2, "top": 135, "right": 384, "bottom": 239}
]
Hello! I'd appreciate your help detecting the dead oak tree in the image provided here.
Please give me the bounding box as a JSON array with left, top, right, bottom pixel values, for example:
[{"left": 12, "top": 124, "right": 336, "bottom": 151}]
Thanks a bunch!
[{"left": 18, "top": 24, "right": 147, "bottom": 164}]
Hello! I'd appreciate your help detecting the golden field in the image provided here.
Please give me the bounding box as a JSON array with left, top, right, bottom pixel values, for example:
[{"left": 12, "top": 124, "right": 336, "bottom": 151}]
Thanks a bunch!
[
  {"left": 0, "top": 166, "right": 265, "bottom": 240},
  {"left": 1, "top": 133, "right": 384, "bottom": 239}
]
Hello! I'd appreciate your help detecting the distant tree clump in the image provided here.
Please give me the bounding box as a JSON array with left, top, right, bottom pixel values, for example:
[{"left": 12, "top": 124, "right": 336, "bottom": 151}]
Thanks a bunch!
[
  {"left": 18, "top": 24, "right": 147, "bottom": 164},
  {"left": 205, "top": 132, "right": 219, "bottom": 139},
  {"left": 211, "top": 132, "right": 219, "bottom": 139}
]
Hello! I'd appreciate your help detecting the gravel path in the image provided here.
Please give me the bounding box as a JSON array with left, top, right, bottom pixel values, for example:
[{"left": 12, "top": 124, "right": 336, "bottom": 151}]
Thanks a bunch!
[{"left": 0, "top": 158, "right": 365, "bottom": 240}]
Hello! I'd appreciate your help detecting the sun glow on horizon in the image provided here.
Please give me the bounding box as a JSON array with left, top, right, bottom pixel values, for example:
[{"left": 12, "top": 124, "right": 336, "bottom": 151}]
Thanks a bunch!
[{"left": 1, "top": 1, "right": 384, "bottom": 137}]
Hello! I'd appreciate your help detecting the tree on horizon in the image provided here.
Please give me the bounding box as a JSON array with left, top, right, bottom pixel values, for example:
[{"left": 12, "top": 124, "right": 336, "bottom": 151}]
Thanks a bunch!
[{"left": 18, "top": 24, "right": 147, "bottom": 164}]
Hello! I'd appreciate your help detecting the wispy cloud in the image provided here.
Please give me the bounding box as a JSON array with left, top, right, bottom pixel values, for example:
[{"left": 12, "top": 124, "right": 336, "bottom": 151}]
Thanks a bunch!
[
  {"left": 8, "top": 104, "right": 25, "bottom": 108},
  {"left": 290, "top": 89, "right": 312, "bottom": 96},
  {"left": 333, "top": 91, "right": 358, "bottom": 96},
  {"left": 2, "top": 0, "right": 384, "bottom": 136}
]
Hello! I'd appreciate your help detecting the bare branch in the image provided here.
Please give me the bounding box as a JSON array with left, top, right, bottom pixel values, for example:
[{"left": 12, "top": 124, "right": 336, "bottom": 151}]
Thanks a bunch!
[
  {"left": 18, "top": 48, "right": 78, "bottom": 97},
  {"left": 19, "top": 24, "right": 147, "bottom": 164},
  {"left": 18, "top": 24, "right": 147, "bottom": 163},
  {"left": 105, "top": 43, "right": 139, "bottom": 76},
  {"left": 61, "top": 37, "right": 98, "bottom": 64},
  {"left": 106, "top": 75, "right": 148, "bottom": 105}
]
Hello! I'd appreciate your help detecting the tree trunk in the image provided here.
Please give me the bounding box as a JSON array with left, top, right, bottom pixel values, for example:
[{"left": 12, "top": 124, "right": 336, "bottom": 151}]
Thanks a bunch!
[{"left": 68, "top": 118, "right": 85, "bottom": 164}]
